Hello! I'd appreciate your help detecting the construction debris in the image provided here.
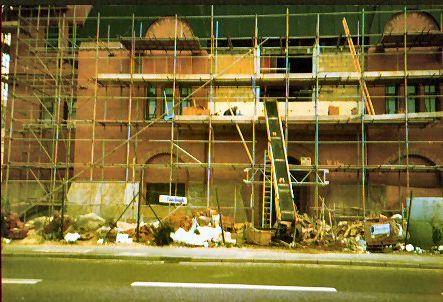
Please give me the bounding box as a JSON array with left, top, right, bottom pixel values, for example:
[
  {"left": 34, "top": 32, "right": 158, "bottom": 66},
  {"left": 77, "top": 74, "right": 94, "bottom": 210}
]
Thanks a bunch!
[
  {"left": 336, "top": 220, "right": 364, "bottom": 239},
  {"left": 364, "top": 220, "right": 402, "bottom": 249},
  {"left": 405, "top": 244, "right": 415, "bottom": 252},
  {"left": 39, "top": 212, "right": 73, "bottom": 240},
  {"left": 244, "top": 224, "right": 273, "bottom": 246},
  {"left": 116, "top": 233, "right": 133, "bottom": 244},
  {"left": 136, "top": 224, "right": 155, "bottom": 243},
  {"left": 97, "top": 226, "right": 117, "bottom": 242},
  {"left": 164, "top": 208, "right": 193, "bottom": 231},
  {"left": 153, "top": 223, "right": 174, "bottom": 246},
  {"left": 64, "top": 232, "right": 81, "bottom": 243},
  {"left": 27, "top": 216, "right": 51, "bottom": 233},
  {"left": 74, "top": 213, "right": 106, "bottom": 233},
  {"left": 3, "top": 212, "right": 29, "bottom": 240},
  {"left": 291, "top": 212, "right": 406, "bottom": 252},
  {"left": 0, "top": 205, "right": 413, "bottom": 253},
  {"left": 116, "top": 221, "right": 136, "bottom": 233},
  {"left": 170, "top": 218, "right": 236, "bottom": 247}
]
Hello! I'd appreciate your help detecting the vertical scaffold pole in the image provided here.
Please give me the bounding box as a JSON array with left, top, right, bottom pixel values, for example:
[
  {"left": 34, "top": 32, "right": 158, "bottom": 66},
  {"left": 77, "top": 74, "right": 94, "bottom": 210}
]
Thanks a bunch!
[
  {"left": 4, "top": 6, "right": 22, "bottom": 202},
  {"left": 126, "top": 14, "right": 135, "bottom": 182},
  {"left": 251, "top": 14, "right": 258, "bottom": 225},
  {"left": 207, "top": 6, "right": 214, "bottom": 208},
  {"left": 169, "top": 15, "right": 178, "bottom": 196},
  {"left": 90, "top": 12, "right": 100, "bottom": 181},
  {"left": 51, "top": 12, "right": 66, "bottom": 213},
  {"left": 284, "top": 8, "right": 289, "bottom": 146},
  {"left": 360, "top": 9, "right": 366, "bottom": 218},
  {"left": 404, "top": 7, "right": 410, "bottom": 210},
  {"left": 314, "top": 13, "right": 320, "bottom": 218}
]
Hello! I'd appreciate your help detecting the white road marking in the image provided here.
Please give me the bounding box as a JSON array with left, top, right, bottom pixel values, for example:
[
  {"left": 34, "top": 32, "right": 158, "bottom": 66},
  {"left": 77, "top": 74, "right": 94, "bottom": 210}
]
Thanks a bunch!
[
  {"left": 131, "top": 281, "right": 337, "bottom": 292},
  {"left": 178, "top": 262, "right": 315, "bottom": 267},
  {"left": 2, "top": 278, "right": 42, "bottom": 285},
  {"left": 34, "top": 247, "right": 93, "bottom": 254}
]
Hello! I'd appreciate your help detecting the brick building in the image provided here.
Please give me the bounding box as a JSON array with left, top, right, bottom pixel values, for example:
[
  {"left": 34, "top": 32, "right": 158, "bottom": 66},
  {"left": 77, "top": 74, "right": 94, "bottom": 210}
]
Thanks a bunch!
[{"left": 1, "top": 5, "right": 442, "bottom": 226}]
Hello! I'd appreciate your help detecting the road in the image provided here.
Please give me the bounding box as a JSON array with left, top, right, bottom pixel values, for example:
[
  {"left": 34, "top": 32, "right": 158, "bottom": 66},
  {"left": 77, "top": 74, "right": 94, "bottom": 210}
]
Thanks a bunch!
[{"left": 2, "top": 256, "right": 442, "bottom": 301}]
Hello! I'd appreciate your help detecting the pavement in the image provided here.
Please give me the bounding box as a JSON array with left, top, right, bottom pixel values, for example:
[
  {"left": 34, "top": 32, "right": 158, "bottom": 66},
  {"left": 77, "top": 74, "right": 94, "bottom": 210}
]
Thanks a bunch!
[{"left": 2, "top": 244, "right": 443, "bottom": 269}]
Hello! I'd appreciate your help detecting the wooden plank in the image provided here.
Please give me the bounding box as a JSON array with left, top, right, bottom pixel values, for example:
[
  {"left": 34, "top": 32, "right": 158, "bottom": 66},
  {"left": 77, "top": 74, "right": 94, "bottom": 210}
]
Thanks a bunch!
[
  {"left": 97, "top": 70, "right": 442, "bottom": 85},
  {"left": 173, "top": 112, "right": 442, "bottom": 125}
]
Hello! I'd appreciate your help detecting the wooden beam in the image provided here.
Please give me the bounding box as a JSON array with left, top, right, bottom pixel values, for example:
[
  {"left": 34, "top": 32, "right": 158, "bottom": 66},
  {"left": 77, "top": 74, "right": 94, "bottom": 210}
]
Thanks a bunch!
[{"left": 342, "top": 17, "right": 375, "bottom": 115}]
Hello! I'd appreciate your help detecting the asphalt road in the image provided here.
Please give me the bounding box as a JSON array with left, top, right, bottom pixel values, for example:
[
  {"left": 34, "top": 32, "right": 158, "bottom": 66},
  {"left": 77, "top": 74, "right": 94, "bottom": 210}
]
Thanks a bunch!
[{"left": 2, "top": 256, "right": 442, "bottom": 302}]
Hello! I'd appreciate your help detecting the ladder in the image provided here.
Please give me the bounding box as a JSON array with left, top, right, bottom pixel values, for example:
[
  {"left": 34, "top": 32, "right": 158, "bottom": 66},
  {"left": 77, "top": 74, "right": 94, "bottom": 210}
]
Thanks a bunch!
[
  {"left": 264, "top": 99, "right": 296, "bottom": 222},
  {"left": 261, "top": 148, "right": 273, "bottom": 228}
]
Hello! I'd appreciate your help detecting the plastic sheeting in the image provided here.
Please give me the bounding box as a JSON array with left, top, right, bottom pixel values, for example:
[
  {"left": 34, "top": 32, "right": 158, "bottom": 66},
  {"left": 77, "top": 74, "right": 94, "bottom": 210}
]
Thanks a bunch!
[{"left": 170, "top": 218, "right": 236, "bottom": 246}]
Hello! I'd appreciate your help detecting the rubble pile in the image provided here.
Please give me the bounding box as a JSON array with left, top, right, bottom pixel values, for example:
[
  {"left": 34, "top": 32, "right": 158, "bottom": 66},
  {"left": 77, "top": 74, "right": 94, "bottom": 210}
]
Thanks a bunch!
[
  {"left": 334, "top": 220, "right": 366, "bottom": 252},
  {"left": 292, "top": 213, "right": 403, "bottom": 252},
  {"left": 404, "top": 244, "right": 443, "bottom": 254},
  {"left": 335, "top": 220, "right": 364, "bottom": 239},
  {"left": 153, "top": 223, "right": 175, "bottom": 246},
  {"left": 27, "top": 212, "right": 108, "bottom": 243},
  {"left": 2, "top": 212, "right": 29, "bottom": 240},
  {"left": 3, "top": 207, "right": 438, "bottom": 255},
  {"left": 136, "top": 225, "right": 155, "bottom": 243},
  {"left": 74, "top": 213, "right": 105, "bottom": 234},
  {"left": 164, "top": 208, "right": 194, "bottom": 231},
  {"left": 96, "top": 226, "right": 117, "bottom": 242},
  {"left": 26, "top": 212, "right": 74, "bottom": 240},
  {"left": 294, "top": 214, "right": 336, "bottom": 245}
]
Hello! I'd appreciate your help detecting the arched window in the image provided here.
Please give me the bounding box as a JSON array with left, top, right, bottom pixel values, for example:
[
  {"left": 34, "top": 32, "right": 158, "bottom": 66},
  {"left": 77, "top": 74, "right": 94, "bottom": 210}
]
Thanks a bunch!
[
  {"left": 146, "top": 17, "right": 196, "bottom": 39},
  {"left": 384, "top": 11, "right": 440, "bottom": 34}
]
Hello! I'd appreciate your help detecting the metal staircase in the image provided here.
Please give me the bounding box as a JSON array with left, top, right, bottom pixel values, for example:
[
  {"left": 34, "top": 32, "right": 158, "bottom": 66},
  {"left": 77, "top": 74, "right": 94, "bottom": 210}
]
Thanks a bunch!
[
  {"left": 261, "top": 148, "right": 273, "bottom": 228},
  {"left": 264, "top": 99, "right": 296, "bottom": 222}
]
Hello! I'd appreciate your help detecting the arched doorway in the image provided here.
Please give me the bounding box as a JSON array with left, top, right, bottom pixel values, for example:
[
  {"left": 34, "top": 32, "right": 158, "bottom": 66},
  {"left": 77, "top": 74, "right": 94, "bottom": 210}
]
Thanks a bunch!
[{"left": 142, "top": 152, "right": 189, "bottom": 204}]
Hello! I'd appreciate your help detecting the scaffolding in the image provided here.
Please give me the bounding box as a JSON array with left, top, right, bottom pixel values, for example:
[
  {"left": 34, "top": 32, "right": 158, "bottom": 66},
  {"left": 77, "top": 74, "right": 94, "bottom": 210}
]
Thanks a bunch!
[{"left": 1, "top": 5, "right": 442, "bottom": 226}]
